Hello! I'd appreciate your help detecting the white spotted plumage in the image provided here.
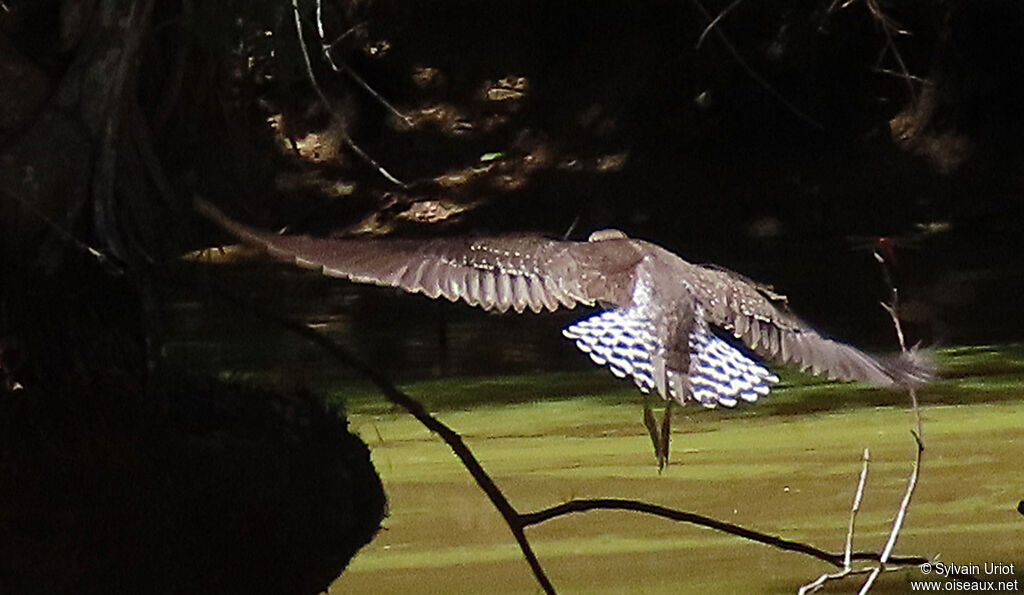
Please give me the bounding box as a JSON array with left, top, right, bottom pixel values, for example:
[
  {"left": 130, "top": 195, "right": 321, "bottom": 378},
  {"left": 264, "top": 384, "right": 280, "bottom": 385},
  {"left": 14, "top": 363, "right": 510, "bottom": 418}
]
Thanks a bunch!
[
  {"left": 564, "top": 306, "right": 778, "bottom": 409},
  {"left": 563, "top": 310, "right": 659, "bottom": 393},
  {"left": 687, "top": 310, "right": 778, "bottom": 408}
]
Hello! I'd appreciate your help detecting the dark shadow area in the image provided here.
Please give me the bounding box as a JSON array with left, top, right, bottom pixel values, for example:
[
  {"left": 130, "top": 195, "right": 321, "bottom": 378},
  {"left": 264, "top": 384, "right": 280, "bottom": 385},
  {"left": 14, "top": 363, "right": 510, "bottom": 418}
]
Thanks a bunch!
[{"left": 0, "top": 374, "right": 385, "bottom": 594}]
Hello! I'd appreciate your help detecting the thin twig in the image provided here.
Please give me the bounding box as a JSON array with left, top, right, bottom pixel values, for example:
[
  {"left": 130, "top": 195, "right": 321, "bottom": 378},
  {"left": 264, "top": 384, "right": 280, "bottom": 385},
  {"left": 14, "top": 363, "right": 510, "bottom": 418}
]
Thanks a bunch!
[
  {"left": 689, "top": 0, "right": 823, "bottom": 130},
  {"left": 852, "top": 245, "right": 926, "bottom": 594},
  {"left": 802, "top": 242, "right": 929, "bottom": 594},
  {"left": 874, "top": 16, "right": 917, "bottom": 105},
  {"left": 327, "top": 20, "right": 367, "bottom": 50},
  {"left": 561, "top": 212, "right": 581, "bottom": 241},
  {"left": 858, "top": 429, "right": 923, "bottom": 594},
  {"left": 872, "top": 68, "right": 931, "bottom": 85},
  {"left": 800, "top": 563, "right": 910, "bottom": 595},
  {"left": 334, "top": 58, "right": 413, "bottom": 127},
  {"left": 880, "top": 300, "right": 906, "bottom": 353},
  {"left": 208, "top": 281, "right": 555, "bottom": 594},
  {"left": 847, "top": 448, "right": 871, "bottom": 568},
  {"left": 9, "top": 193, "right": 123, "bottom": 276},
  {"left": 290, "top": 0, "right": 406, "bottom": 187},
  {"left": 312, "top": 0, "right": 412, "bottom": 126},
  {"left": 695, "top": 0, "right": 746, "bottom": 50},
  {"left": 883, "top": 298, "right": 923, "bottom": 438},
  {"left": 875, "top": 248, "right": 923, "bottom": 438},
  {"left": 797, "top": 448, "right": 873, "bottom": 594},
  {"left": 840, "top": 0, "right": 919, "bottom": 103},
  {"left": 314, "top": 0, "right": 324, "bottom": 39},
  {"left": 866, "top": 0, "right": 910, "bottom": 36}
]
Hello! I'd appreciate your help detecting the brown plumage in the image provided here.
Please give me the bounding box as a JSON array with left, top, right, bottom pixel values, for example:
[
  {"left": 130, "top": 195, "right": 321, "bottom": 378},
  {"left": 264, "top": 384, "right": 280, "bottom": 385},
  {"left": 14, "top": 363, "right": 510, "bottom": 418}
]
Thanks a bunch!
[{"left": 197, "top": 200, "right": 930, "bottom": 410}]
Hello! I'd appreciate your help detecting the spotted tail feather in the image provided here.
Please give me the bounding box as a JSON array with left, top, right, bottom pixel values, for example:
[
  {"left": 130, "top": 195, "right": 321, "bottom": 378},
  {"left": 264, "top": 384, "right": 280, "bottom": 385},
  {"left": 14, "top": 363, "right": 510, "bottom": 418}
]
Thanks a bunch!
[
  {"left": 563, "top": 310, "right": 659, "bottom": 394},
  {"left": 687, "top": 317, "right": 779, "bottom": 408}
]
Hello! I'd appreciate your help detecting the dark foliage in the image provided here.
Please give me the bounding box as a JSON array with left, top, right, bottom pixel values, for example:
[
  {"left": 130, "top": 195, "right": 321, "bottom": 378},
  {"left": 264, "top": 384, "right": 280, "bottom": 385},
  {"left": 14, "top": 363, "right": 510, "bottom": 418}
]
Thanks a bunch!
[{"left": 0, "top": 375, "right": 385, "bottom": 594}]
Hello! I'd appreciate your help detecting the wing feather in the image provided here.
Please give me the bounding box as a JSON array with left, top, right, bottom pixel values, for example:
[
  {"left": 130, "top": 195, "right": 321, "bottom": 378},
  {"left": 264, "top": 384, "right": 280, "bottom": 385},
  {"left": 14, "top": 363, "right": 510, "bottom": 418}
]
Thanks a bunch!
[
  {"left": 691, "top": 265, "right": 903, "bottom": 388},
  {"left": 494, "top": 273, "right": 512, "bottom": 312},
  {"left": 419, "top": 261, "right": 442, "bottom": 299},
  {"left": 748, "top": 319, "right": 762, "bottom": 349},
  {"left": 441, "top": 266, "right": 465, "bottom": 302},
  {"left": 464, "top": 269, "right": 482, "bottom": 306},
  {"left": 512, "top": 275, "right": 532, "bottom": 313},
  {"left": 196, "top": 199, "right": 642, "bottom": 314},
  {"left": 527, "top": 276, "right": 549, "bottom": 313},
  {"left": 398, "top": 258, "right": 424, "bottom": 289}
]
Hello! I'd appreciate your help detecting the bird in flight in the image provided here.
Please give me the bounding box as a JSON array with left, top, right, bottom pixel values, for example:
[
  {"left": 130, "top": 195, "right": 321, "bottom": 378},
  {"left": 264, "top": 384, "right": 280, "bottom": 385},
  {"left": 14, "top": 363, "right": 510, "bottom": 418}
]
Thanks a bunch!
[{"left": 197, "top": 200, "right": 930, "bottom": 467}]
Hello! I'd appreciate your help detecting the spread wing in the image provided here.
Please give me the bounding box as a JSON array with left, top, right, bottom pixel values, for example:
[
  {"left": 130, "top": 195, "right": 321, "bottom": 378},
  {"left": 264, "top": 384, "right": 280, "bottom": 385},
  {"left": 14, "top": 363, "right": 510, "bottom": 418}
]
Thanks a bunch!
[
  {"left": 690, "top": 265, "right": 923, "bottom": 387},
  {"left": 196, "top": 200, "right": 643, "bottom": 314}
]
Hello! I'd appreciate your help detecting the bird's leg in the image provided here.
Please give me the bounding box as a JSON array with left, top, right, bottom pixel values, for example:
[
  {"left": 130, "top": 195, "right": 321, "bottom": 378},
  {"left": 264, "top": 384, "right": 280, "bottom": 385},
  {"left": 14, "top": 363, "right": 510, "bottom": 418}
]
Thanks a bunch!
[
  {"left": 658, "top": 401, "right": 673, "bottom": 472},
  {"left": 642, "top": 391, "right": 664, "bottom": 468}
]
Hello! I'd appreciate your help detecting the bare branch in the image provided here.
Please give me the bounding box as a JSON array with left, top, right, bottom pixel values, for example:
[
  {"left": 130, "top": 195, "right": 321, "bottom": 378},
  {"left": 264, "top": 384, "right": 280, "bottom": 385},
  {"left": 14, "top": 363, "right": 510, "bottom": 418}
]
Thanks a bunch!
[
  {"left": 865, "top": 0, "right": 911, "bottom": 36},
  {"left": 689, "top": 0, "right": 824, "bottom": 130},
  {"left": 801, "top": 563, "right": 908, "bottom": 595},
  {"left": 519, "top": 498, "right": 927, "bottom": 568},
  {"left": 9, "top": 193, "right": 123, "bottom": 275},
  {"left": 695, "top": 0, "right": 746, "bottom": 50},
  {"left": 290, "top": 0, "right": 407, "bottom": 187},
  {"left": 847, "top": 448, "right": 871, "bottom": 568},
  {"left": 849, "top": 242, "right": 927, "bottom": 594},
  {"left": 839, "top": 0, "right": 919, "bottom": 103},
  {"left": 801, "top": 238, "right": 930, "bottom": 594},
  {"left": 798, "top": 448, "right": 873, "bottom": 594},
  {"left": 206, "top": 274, "right": 555, "bottom": 594},
  {"left": 312, "top": 0, "right": 413, "bottom": 127},
  {"left": 872, "top": 68, "right": 931, "bottom": 85},
  {"left": 858, "top": 428, "right": 923, "bottom": 593},
  {"left": 327, "top": 20, "right": 367, "bottom": 51},
  {"left": 875, "top": 247, "right": 923, "bottom": 438},
  {"left": 332, "top": 58, "right": 413, "bottom": 127}
]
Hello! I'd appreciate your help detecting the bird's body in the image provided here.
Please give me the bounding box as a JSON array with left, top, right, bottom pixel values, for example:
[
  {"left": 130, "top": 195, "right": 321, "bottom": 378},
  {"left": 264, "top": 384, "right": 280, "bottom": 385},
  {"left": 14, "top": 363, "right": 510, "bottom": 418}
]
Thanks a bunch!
[{"left": 198, "top": 201, "right": 929, "bottom": 413}]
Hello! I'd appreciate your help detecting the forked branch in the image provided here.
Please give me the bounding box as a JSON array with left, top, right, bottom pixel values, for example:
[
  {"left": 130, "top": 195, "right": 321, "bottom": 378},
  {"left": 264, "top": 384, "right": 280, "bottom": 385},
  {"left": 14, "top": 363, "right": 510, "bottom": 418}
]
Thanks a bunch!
[
  {"left": 801, "top": 241, "right": 929, "bottom": 594},
  {"left": 289, "top": 0, "right": 406, "bottom": 186},
  {"left": 207, "top": 266, "right": 928, "bottom": 595}
]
